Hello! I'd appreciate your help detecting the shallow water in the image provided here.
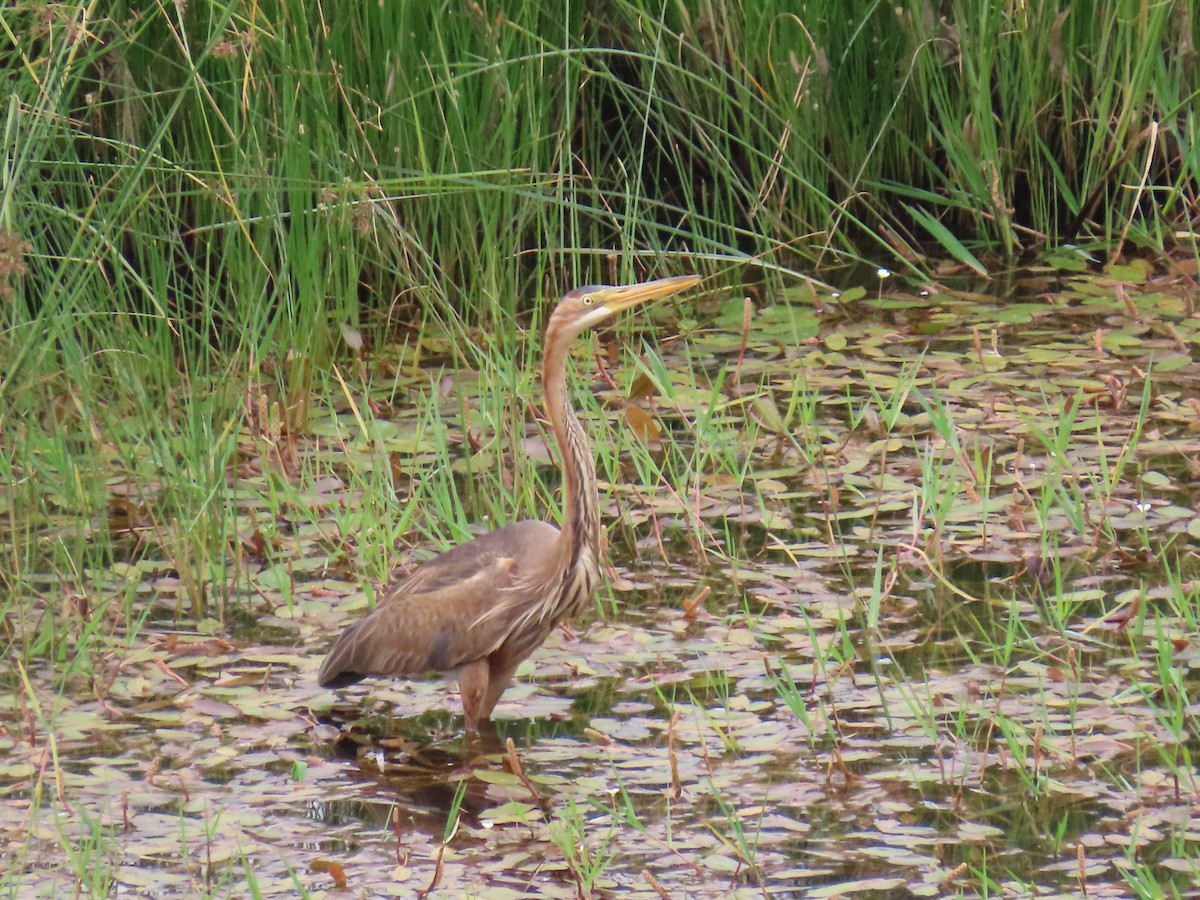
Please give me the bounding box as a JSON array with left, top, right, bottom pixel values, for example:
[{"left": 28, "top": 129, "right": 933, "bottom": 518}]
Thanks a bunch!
[{"left": 5, "top": 263, "right": 1200, "bottom": 898}]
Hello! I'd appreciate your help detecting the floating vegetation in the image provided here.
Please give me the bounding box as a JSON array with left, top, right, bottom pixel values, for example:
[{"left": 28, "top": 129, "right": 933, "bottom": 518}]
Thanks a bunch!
[{"left": 5, "top": 263, "right": 1200, "bottom": 897}]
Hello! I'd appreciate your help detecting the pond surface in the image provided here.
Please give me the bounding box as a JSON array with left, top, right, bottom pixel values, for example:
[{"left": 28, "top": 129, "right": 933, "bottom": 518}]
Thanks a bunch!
[{"left": 5, "top": 260, "right": 1200, "bottom": 898}]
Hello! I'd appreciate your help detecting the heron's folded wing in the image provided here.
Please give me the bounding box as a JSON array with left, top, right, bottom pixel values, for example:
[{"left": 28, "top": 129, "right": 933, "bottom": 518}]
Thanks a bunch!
[{"left": 317, "top": 521, "right": 559, "bottom": 686}]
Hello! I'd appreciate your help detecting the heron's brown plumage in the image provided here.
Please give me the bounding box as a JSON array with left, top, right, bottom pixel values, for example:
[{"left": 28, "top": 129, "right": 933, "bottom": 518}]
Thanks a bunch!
[
  {"left": 317, "top": 275, "right": 700, "bottom": 730},
  {"left": 317, "top": 520, "right": 560, "bottom": 687}
]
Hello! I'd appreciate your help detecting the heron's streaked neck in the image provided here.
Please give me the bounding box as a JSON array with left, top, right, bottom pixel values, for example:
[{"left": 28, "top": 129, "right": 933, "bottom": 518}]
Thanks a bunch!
[{"left": 542, "top": 320, "right": 600, "bottom": 572}]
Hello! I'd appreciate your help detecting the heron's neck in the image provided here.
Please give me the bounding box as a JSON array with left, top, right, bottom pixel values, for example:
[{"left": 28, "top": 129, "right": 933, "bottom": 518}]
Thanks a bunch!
[{"left": 542, "top": 325, "right": 600, "bottom": 571}]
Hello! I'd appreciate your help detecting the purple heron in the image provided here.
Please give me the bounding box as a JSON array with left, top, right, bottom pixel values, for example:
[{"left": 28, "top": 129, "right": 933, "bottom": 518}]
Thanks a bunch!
[{"left": 318, "top": 274, "right": 701, "bottom": 730}]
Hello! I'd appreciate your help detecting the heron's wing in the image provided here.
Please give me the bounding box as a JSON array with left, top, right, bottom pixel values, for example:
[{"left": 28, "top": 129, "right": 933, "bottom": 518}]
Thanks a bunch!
[{"left": 317, "top": 520, "right": 559, "bottom": 687}]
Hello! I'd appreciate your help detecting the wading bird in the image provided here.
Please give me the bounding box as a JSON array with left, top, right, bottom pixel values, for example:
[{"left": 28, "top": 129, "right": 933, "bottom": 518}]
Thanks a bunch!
[{"left": 318, "top": 274, "right": 701, "bottom": 730}]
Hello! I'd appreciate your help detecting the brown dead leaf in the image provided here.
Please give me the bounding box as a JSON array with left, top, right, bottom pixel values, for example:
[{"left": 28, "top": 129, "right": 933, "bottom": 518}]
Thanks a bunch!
[
  {"left": 624, "top": 402, "right": 661, "bottom": 447},
  {"left": 311, "top": 859, "right": 348, "bottom": 889}
]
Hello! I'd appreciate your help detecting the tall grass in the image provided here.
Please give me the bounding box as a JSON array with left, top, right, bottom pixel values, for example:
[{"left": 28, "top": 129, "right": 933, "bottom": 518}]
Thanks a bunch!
[{"left": 1, "top": 0, "right": 1197, "bottom": 629}]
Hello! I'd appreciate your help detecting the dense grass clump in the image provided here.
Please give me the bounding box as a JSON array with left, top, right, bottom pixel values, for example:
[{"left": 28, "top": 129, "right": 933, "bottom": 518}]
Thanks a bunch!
[{"left": 4, "top": 2, "right": 1198, "bottom": 339}]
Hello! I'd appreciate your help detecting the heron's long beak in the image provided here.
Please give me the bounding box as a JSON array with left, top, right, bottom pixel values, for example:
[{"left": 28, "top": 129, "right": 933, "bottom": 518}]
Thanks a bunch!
[{"left": 599, "top": 274, "right": 701, "bottom": 315}]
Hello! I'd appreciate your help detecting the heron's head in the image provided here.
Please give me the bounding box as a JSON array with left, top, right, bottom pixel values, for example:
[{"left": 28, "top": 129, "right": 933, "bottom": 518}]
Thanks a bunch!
[{"left": 550, "top": 274, "right": 701, "bottom": 338}]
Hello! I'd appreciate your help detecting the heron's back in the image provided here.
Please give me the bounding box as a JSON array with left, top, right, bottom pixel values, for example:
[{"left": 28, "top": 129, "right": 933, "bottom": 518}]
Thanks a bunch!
[{"left": 317, "top": 519, "right": 570, "bottom": 688}]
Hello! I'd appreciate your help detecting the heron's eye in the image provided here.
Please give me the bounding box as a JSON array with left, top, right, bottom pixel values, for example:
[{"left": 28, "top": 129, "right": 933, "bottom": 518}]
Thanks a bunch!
[{"left": 582, "top": 295, "right": 593, "bottom": 306}]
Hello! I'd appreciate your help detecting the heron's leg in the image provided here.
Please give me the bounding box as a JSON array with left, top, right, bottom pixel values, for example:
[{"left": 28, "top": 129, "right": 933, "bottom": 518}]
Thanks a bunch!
[
  {"left": 478, "top": 653, "right": 524, "bottom": 722},
  {"left": 457, "top": 657, "right": 490, "bottom": 732}
]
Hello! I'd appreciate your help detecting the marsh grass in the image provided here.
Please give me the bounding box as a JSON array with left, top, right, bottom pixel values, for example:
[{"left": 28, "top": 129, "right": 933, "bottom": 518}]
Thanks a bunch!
[
  {"left": 549, "top": 796, "right": 619, "bottom": 895},
  {"left": 4, "top": 0, "right": 1197, "bottom": 610}
]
